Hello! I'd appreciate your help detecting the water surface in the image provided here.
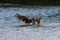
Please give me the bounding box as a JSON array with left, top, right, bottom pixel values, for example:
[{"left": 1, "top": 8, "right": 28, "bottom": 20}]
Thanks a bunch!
[{"left": 0, "top": 6, "right": 60, "bottom": 40}]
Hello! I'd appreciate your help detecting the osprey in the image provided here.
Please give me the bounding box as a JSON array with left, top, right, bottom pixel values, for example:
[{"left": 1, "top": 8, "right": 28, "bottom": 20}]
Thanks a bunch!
[{"left": 15, "top": 13, "right": 35, "bottom": 25}]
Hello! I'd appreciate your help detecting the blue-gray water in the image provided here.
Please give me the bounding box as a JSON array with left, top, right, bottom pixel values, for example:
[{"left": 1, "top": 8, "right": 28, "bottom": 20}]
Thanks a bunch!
[
  {"left": 0, "top": 6, "right": 60, "bottom": 40},
  {"left": 0, "top": 6, "right": 60, "bottom": 27}
]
